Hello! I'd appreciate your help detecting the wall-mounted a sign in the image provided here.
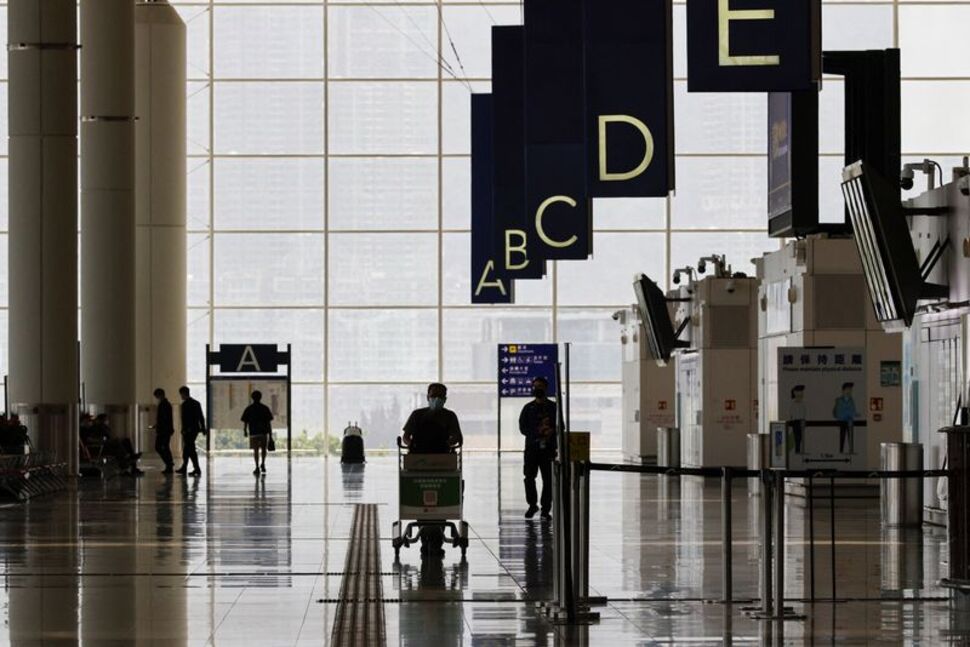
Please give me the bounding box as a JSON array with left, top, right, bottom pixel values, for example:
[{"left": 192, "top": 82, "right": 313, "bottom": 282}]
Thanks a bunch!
[{"left": 687, "top": 0, "right": 821, "bottom": 92}]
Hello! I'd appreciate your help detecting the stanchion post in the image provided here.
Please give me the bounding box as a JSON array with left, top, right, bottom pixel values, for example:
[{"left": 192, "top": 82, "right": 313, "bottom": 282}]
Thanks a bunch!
[
  {"left": 808, "top": 473, "right": 816, "bottom": 603},
  {"left": 722, "top": 466, "right": 733, "bottom": 605},
  {"left": 830, "top": 476, "right": 837, "bottom": 602},
  {"left": 774, "top": 470, "right": 785, "bottom": 618},
  {"left": 761, "top": 470, "right": 773, "bottom": 616}
]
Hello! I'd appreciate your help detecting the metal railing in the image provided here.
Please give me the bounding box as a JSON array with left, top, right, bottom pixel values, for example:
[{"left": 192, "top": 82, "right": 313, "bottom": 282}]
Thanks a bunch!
[{"left": 544, "top": 458, "right": 950, "bottom": 623}]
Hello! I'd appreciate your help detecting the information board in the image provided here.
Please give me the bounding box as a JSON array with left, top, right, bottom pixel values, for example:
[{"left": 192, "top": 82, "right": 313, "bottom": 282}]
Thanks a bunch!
[{"left": 497, "top": 344, "right": 558, "bottom": 398}]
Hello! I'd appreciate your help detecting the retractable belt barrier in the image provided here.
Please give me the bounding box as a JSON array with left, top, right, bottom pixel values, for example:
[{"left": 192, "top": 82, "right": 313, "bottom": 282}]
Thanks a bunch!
[
  {"left": 548, "top": 459, "right": 952, "bottom": 625},
  {"left": 0, "top": 452, "right": 68, "bottom": 501}
]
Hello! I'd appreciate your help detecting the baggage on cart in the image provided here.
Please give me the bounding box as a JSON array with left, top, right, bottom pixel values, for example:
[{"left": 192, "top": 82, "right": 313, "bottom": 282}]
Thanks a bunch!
[{"left": 391, "top": 437, "right": 469, "bottom": 559}]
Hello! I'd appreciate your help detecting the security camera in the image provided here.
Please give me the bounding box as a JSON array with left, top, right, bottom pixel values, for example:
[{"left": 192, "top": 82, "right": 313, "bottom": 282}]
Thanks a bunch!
[
  {"left": 698, "top": 261, "right": 707, "bottom": 274},
  {"left": 672, "top": 273, "right": 681, "bottom": 285},
  {"left": 726, "top": 279, "right": 736, "bottom": 294}
]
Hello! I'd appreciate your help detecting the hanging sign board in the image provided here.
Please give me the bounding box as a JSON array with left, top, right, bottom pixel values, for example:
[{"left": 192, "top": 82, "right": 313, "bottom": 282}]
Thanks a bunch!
[
  {"left": 523, "top": 0, "right": 591, "bottom": 261},
  {"left": 687, "top": 0, "right": 821, "bottom": 92},
  {"left": 492, "top": 26, "right": 546, "bottom": 280},
  {"left": 497, "top": 344, "right": 559, "bottom": 398},
  {"left": 583, "top": 0, "right": 675, "bottom": 198},
  {"left": 471, "top": 94, "right": 513, "bottom": 304}
]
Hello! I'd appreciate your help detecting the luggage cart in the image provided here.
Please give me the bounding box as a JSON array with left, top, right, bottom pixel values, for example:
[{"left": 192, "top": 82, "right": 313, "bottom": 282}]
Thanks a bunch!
[{"left": 391, "top": 437, "right": 469, "bottom": 559}]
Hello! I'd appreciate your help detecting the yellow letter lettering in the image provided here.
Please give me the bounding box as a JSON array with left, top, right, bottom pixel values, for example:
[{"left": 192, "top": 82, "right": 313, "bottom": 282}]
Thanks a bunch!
[
  {"left": 475, "top": 260, "right": 508, "bottom": 297},
  {"left": 718, "top": 0, "right": 779, "bottom": 67},
  {"left": 535, "top": 196, "right": 579, "bottom": 248},
  {"left": 599, "top": 115, "right": 655, "bottom": 182},
  {"left": 505, "top": 229, "right": 529, "bottom": 270}
]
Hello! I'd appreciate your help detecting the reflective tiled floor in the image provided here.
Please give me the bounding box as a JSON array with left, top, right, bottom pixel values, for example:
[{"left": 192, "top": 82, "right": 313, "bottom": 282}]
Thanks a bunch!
[{"left": 1, "top": 453, "right": 968, "bottom": 645}]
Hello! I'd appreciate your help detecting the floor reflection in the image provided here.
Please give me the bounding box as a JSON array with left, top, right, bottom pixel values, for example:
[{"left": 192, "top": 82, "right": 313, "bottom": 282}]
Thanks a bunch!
[{"left": 0, "top": 455, "right": 968, "bottom": 644}]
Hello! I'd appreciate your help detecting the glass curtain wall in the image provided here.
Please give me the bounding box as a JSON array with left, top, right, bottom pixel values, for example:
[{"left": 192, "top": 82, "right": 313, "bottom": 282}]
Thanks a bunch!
[{"left": 0, "top": 2, "right": 966, "bottom": 450}]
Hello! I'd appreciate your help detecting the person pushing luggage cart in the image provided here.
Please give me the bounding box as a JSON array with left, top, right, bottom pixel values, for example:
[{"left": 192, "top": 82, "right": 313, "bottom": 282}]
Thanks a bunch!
[{"left": 392, "top": 383, "right": 469, "bottom": 560}]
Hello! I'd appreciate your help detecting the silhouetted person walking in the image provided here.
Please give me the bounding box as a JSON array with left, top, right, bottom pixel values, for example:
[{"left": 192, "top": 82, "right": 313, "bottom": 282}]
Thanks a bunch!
[
  {"left": 520, "top": 376, "right": 557, "bottom": 521},
  {"left": 242, "top": 390, "right": 273, "bottom": 476},
  {"left": 153, "top": 388, "right": 175, "bottom": 474},
  {"left": 176, "top": 386, "right": 206, "bottom": 477}
]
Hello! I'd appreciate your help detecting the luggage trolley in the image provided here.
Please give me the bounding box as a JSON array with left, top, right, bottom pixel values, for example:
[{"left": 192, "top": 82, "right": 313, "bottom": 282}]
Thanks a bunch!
[{"left": 391, "top": 438, "right": 469, "bottom": 559}]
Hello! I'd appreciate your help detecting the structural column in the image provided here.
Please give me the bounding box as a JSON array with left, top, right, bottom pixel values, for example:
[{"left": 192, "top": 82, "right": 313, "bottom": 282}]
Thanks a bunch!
[
  {"left": 8, "top": 0, "right": 80, "bottom": 471},
  {"left": 80, "top": 0, "right": 137, "bottom": 435},
  {"left": 134, "top": 0, "right": 187, "bottom": 452}
]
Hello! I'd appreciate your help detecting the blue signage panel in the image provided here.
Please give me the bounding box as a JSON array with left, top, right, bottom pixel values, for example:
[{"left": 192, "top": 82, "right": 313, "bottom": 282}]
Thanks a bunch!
[
  {"left": 492, "top": 26, "right": 546, "bottom": 280},
  {"left": 498, "top": 344, "right": 559, "bottom": 398},
  {"left": 584, "top": 0, "right": 675, "bottom": 198},
  {"left": 470, "top": 94, "right": 514, "bottom": 304},
  {"left": 523, "top": 0, "right": 591, "bottom": 261},
  {"left": 687, "top": 0, "right": 821, "bottom": 92}
]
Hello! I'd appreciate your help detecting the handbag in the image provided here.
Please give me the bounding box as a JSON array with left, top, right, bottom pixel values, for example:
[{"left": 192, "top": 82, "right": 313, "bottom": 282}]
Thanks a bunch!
[{"left": 267, "top": 432, "right": 276, "bottom": 453}]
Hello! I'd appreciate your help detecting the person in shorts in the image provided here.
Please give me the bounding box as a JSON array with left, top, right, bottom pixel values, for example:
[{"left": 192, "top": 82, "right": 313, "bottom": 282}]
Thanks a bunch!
[{"left": 242, "top": 390, "right": 274, "bottom": 475}]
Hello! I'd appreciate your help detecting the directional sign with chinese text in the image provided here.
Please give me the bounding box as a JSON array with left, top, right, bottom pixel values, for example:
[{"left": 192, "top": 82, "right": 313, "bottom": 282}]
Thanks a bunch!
[{"left": 497, "top": 344, "right": 558, "bottom": 398}]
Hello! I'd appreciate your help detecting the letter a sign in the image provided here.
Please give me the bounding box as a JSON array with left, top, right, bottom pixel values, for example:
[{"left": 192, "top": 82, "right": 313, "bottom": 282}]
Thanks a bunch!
[{"left": 217, "top": 344, "right": 281, "bottom": 374}]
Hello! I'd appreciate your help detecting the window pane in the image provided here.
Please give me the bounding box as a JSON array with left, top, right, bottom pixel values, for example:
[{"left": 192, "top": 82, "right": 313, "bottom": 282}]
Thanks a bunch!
[
  {"left": 822, "top": 5, "right": 893, "bottom": 51},
  {"left": 900, "top": 7, "right": 970, "bottom": 78},
  {"left": 214, "top": 308, "right": 324, "bottom": 381},
  {"left": 670, "top": 232, "right": 778, "bottom": 278},
  {"left": 329, "top": 158, "right": 437, "bottom": 230},
  {"left": 442, "top": 232, "right": 553, "bottom": 306},
  {"left": 444, "top": 384, "right": 500, "bottom": 450},
  {"left": 187, "top": 83, "right": 209, "bottom": 157},
  {"left": 675, "top": 81, "right": 765, "bottom": 154},
  {"left": 291, "top": 385, "right": 326, "bottom": 449},
  {"left": 186, "top": 310, "right": 210, "bottom": 383},
  {"left": 572, "top": 384, "right": 622, "bottom": 450},
  {"left": 442, "top": 81, "right": 488, "bottom": 155},
  {"left": 214, "top": 7, "right": 324, "bottom": 79},
  {"left": 0, "top": 159, "right": 8, "bottom": 231},
  {"left": 442, "top": 157, "right": 470, "bottom": 230},
  {"left": 557, "top": 233, "right": 666, "bottom": 306},
  {"left": 187, "top": 233, "right": 210, "bottom": 307},
  {"left": 329, "top": 82, "right": 437, "bottom": 155},
  {"left": 215, "top": 159, "right": 324, "bottom": 231},
  {"left": 557, "top": 309, "right": 622, "bottom": 382},
  {"left": 903, "top": 82, "right": 970, "bottom": 154},
  {"left": 440, "top": 6, "right": 522, "bottom": 79},
  {"left": 214, "top": 82, "right": 324, "bottom": 155},
  {"left": 671, "top": 157, "right": 766, "bottom": 230},
  {"left": 213, "top": 233, "right": 325, "bottom": 306},
  {"left": 328, "top": 6, "right": 437, "bottom": 79},
  {"left": 175, "top": 6, "right": 210, "bottom": 79},
  {"left": 592, "top": 197, "right": 666, "bottom": 231},
  {"left": 187, "top": 159, "right": 210, "bottom": 231},
  {"left": 328, "top": 384, "right": 424, "bottom": 451},
  {"left": 328, "top": 233, "right": 437, "bottom": 306},
  {"left": 329, "top": 309, "right": 437, "bottom": 382},
  {"left": 442, "top": 309, "right": 553, "bottom": 382}
]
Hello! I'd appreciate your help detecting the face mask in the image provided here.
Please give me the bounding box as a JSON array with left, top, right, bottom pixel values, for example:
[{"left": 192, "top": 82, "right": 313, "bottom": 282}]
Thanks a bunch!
[{"left": 429, "top": 397, "right": 445, "bottom": 411}]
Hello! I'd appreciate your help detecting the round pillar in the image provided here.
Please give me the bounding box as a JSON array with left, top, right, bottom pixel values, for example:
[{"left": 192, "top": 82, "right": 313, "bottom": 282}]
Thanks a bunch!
[
  {"left": 80, "top": 0, "right": 136, "bottom": 435},
  {"left": 8, "top": 0, "right": 80, "bottom": 471},
  {"left": 135, "top": 1, "right": 187, "bottom": 453}
]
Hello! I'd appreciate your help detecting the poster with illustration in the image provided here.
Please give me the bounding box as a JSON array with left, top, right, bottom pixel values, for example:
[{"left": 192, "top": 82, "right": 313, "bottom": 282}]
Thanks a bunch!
[{"left": 776, "top": 347, "right": 867, "bottom": 470}]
